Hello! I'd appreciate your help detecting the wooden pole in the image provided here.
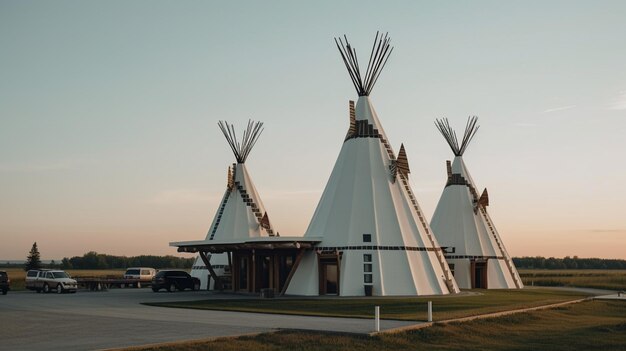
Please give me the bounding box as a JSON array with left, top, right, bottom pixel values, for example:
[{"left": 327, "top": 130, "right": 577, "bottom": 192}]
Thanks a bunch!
[{"left": 251, "top": 250, "right": 256, "bottom": 293}]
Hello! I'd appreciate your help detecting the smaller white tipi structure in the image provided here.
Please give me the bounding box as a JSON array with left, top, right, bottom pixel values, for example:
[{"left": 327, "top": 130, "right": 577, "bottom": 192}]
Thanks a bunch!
[
  {"left": 430, "top": 117, "right": 523, "bottom": 289},
  {"left": 190, "top": 120, "right": 276, "bottom": 289}
]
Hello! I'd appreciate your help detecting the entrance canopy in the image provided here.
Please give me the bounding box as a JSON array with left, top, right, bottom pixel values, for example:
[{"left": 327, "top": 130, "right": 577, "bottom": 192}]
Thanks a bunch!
[
  {"left": 171, "top": 236, "right": 322, "bottom": 296},
  {"left": 171, "top": 236, "right": 322, "bottom": 254}
]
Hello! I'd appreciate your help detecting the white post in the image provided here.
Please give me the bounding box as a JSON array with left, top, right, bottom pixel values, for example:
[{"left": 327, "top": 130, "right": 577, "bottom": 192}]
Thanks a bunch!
[
  {"left": 427, "top": 301, "right": 433, "bottom": 322},
  {"left": 374, "top": 306, "right": 380, "bottom": 332}
]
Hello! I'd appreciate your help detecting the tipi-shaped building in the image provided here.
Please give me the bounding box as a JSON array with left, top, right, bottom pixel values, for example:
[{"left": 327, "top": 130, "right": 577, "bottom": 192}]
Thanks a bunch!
[
  {"left": 430, "top": 117, "right": 523, "bottom": 289},
  {"left": 287, "top": 33, "right": 459, "bottom": 296},
  {"left": 191, "top": 120, "right": 276, "bottom": 289}
]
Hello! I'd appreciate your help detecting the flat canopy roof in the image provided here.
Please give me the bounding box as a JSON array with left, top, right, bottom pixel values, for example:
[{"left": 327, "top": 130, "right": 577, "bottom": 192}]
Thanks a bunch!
[{"left": 170, "top": 236, "right": 323, "bottom": 253}]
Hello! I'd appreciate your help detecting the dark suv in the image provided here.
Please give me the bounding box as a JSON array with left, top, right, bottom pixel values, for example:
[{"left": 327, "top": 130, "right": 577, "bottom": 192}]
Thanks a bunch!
[
  {"left": 151, "top": 270, "right": 200, "bottom": 292},
  {"left": 0, "top": 271, "right": 9, "bottom": 295}
]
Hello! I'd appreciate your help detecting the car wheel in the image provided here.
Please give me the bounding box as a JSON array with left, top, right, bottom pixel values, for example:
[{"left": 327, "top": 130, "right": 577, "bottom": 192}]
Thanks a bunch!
[
  {"left": 43, "top": 284, "right": 50, "bottom": 293},
  {"left": 56, "top": 284, "right": 63, "bottom": 294},
  {"left": 152, "top": 287, "right": 159, "bottom": 292},
  {"left": 2, "top": 289, "right": 7, "bottom": 295},
  {"left": 193, "top": 282, "right": 200, "bottom": 291},
  {"left": 168, "top": 283, "right": 176, "bottom": 292}
]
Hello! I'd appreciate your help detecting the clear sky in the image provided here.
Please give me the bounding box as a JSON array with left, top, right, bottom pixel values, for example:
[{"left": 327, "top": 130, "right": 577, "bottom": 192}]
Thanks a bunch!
[{"left": 1, "top": 1, "right": 625, "bottom": 260}]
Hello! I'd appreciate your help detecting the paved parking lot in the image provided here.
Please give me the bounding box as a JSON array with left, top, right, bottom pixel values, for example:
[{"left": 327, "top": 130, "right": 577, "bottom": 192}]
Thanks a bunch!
[{"left": 0, "top": 289, "right": 415, "bottom": 350}]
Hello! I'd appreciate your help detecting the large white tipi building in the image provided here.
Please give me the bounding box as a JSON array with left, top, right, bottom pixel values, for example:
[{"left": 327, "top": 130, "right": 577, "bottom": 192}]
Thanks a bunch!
[
  {"left": 190, "top": 120, "right": 276, "bottom": 289},
  {"left": 286, "top": 33, "right": 459, "bottom": 296},
  {"left": 430, "top": 117, "right": 523, "bottom": 289}
]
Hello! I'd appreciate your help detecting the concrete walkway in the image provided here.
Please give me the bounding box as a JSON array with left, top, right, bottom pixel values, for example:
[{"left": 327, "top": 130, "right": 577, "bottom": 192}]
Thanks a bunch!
[
  {"left": 594, "top": 293, "right": 626, "bottom": 301},
  {"left": 536, "top": 286, "right": 617, "bottom": 296}
]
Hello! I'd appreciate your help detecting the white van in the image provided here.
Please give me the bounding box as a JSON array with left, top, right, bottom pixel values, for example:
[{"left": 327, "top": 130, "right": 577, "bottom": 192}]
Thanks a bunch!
[{"left": 123, "top": 267, "right": 156, "bottom": 288}]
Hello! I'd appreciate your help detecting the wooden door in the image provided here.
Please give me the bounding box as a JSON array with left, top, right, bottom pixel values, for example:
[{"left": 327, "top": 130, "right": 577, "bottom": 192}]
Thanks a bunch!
[
  {"left": 320, "top": 262, "right": 338, "bottom": 295},
  {"left": 472, "top": 261, "right": 488, "bottom": 288}
]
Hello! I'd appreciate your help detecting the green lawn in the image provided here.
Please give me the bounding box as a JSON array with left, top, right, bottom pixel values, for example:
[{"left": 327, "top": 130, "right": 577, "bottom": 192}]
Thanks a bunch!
[
  {"left": 125, "top": 300, "right": 626, "bottom": 351},
  {"left": 519, "top": 269, "right": 626, "bottom": 290},
  {"left": 145, "top": 288, "right": 590, "bottom": 321}
]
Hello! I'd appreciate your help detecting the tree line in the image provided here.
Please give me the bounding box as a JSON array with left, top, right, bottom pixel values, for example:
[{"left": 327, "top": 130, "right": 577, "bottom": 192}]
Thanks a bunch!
[
  {"left": 8, "top": 243, "right": 626, "bottom": 271},
  {"left": 5, "top": 243, "right": 195, "bottom": 270},
  {"left": 59, "top": 251, "right": 195, "bottom": 270},
  {"left": 513, "top": 256, "right": 626, "bottom": 270}
]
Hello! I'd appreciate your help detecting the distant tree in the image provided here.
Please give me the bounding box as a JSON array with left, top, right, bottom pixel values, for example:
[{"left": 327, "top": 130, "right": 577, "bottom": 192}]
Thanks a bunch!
[
  {"left": 61, "top": 257, "right": 72, "bottom": 269},
  {"left": 25, "top": 242, "right": 42, "bottom": 271}
]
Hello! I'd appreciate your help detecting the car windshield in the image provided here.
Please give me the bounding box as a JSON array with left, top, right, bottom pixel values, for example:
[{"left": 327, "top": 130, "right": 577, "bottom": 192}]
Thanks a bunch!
[
  {"left": 155, "top": 271, "right": 167, "bottom": 278},
  {"left": 126, "top": 269, "right": 140, "bottom": 275},
  {"left": 52, "top": 272, "right": 69, "bottom": 279}
]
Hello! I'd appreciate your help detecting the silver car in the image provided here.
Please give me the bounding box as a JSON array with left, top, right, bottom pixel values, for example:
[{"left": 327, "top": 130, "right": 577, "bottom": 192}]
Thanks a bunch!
[{"left": 25, "top": 270, "right": 78, "bottom": 294}]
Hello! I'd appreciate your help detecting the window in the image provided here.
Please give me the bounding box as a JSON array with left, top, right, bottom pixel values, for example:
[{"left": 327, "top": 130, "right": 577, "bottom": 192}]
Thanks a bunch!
[
  {"left": 27, "top": 271, "right": 38, "bottom": 277},
  {"left": 362, "top": 234, "right": 372, "bottom": 242},
  {"left": 363, "top": 253, "right": 373, "bottom": 283},
  {"left": 52, "top": 272, "right": 69, "bottom": 279},
  {"left": 141, "top": 270, "right": 151, "bottom": 275}
]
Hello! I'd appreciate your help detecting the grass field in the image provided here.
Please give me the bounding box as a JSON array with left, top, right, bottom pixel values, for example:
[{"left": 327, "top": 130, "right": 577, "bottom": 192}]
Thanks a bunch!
[
  {"left": 126, "top": 300, "right": 626, "bottom": 351},
  {"left": 145, "top": 288, "right": 590, "bottom": 321},
  {"left": 2, "top": 268, "right": 125, "bottom": 291},
  {"left": 519, "top": 269, "right": 626, "bottom": 290}
]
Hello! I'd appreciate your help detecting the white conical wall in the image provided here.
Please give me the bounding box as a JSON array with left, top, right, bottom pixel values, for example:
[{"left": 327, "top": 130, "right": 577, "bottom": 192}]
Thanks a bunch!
[
  {"left": 191, "top": 162, "right": 274, "bottom": 289},
  {"left": 431, "top": 156, "right": 523, "bottom": 289},
  {"left": 287, "top": 96, "right": 459, "bottom": 296}
]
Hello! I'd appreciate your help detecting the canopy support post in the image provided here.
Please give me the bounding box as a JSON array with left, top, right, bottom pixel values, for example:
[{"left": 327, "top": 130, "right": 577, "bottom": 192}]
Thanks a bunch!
[
  {"left": 199, "top": 251, "right": 223, "bottom": 291},
  {"left": 280, "top": 249, "right": 306, "bottom": 296}
]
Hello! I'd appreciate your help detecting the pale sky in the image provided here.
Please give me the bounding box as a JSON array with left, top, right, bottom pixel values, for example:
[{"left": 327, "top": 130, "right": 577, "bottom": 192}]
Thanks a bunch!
[{"left": 1, "top": 1, "right": 625, "bottom": 260}]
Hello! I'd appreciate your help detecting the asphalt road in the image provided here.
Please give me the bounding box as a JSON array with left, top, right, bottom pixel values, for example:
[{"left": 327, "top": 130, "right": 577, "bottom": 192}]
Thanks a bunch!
[{"left": 0, "top": 289, "right": 415, "bottom": 350}]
